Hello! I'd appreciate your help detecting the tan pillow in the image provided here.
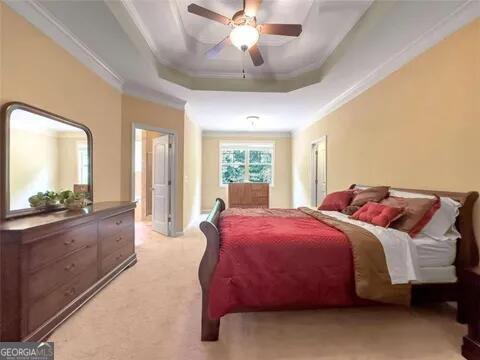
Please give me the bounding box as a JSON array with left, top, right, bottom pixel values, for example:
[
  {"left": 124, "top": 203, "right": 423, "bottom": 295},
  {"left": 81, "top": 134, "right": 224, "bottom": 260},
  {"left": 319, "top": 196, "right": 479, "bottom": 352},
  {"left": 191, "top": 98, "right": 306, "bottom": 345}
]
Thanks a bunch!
[
  {"left": 351, "top": 186, "right": 390, "bottom": 207},
  {"left": 380, "top": 196, "right": 439, "bottom": 235}
]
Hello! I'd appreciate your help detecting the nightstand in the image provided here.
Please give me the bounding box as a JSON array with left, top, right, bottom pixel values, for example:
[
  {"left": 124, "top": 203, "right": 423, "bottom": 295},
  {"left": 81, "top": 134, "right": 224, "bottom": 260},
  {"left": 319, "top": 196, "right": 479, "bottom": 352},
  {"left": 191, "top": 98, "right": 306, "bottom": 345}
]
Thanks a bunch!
[{"left": 461, "top": 267, "right": 480, "bottom": 360}]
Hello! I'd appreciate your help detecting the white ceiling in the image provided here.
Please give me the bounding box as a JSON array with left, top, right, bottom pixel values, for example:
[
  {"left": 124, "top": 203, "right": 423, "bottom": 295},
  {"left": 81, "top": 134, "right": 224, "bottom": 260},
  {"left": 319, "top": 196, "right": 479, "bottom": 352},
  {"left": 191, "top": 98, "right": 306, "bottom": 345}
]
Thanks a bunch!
[
  {"left": 128, "top": 0, "right": 372, "bottom": 79},
  {"left": 6, "top": 0, "right": 479, "bottom": 132}
]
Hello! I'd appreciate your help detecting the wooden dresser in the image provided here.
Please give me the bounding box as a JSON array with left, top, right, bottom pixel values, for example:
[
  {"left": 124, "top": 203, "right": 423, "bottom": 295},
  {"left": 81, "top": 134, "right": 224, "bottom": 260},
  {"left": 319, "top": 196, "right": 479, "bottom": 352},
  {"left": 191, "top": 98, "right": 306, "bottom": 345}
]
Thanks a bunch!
[
  {"left": 228, "top": 183, "right": 269, "bottom": 208},
  {"left": 0, "top": 201, "right": 136, "bottom": 341}
]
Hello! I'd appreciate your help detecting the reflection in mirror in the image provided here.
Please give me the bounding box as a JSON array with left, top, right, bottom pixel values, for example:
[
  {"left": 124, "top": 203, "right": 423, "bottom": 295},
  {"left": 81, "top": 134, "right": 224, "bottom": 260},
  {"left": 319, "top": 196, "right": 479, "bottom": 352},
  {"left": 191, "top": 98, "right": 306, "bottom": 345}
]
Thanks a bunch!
[{"left": 9, "top": 108, "right": 90, "bottom": 212}]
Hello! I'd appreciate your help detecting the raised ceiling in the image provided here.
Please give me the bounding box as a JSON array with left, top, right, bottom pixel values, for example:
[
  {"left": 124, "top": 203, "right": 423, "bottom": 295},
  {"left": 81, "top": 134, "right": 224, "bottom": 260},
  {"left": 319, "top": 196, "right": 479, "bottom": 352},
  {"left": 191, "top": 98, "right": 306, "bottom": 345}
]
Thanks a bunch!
[
  {"left": 125, "top": 0, "right": 372, "bottom": 79},
  {"left": 6, "top": 0, "right": 478, "bottom": 132}
]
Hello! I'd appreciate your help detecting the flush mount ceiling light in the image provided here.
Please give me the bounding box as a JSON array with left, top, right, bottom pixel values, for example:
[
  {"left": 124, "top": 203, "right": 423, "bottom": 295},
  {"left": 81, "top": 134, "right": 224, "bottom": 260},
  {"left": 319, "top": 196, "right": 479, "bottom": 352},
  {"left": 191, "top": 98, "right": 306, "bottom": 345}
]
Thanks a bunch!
[
  {"left": 187, "top": 0, "right": 302, "bottom": 66},
  {"left": 246, "top": 115, "right": 260, "bottom": 127}
]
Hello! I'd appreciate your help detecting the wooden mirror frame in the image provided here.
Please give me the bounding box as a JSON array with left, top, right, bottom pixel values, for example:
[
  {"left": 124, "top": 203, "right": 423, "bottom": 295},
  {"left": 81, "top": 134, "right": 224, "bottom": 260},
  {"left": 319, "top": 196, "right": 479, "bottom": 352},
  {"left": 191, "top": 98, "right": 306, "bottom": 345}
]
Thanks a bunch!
[{"left": 1, "top": 102, "right": 94, "bottom": 219}]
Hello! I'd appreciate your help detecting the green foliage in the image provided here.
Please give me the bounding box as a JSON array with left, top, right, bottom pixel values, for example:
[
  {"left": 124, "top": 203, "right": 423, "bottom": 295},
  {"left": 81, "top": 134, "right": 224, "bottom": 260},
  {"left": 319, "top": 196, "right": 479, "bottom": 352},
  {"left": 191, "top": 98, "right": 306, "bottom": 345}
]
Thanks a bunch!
[
  {"left": 29, "top": 190, "right": 90, "bottom": 208},
  {"left": 249, "top": 165, "right": 272, "bottom": 183},
  {"left": 28, "top": 191, "right": 60, "bottom": 207},
  {"left": 221, "top": 148, "right": 273, "bottom": 184}
]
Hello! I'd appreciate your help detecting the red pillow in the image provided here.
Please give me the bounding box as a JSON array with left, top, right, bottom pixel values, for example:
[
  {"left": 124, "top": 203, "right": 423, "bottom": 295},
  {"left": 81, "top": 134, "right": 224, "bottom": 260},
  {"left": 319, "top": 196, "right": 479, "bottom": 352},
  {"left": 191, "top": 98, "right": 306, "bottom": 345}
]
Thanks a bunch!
[
  {"left": 318, "top": 190, "right": 355, "bottom": 211},
  {"left": 350, "top": 202, "right": 405, "bottom": 228}
]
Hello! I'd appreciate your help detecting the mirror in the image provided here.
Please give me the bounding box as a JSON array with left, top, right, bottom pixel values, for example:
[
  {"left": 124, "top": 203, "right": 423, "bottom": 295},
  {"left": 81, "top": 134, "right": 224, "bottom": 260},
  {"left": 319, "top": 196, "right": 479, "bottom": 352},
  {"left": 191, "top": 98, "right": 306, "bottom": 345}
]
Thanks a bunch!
[{"left": 3, "top": 103, "right": 93, "bottom": 218}]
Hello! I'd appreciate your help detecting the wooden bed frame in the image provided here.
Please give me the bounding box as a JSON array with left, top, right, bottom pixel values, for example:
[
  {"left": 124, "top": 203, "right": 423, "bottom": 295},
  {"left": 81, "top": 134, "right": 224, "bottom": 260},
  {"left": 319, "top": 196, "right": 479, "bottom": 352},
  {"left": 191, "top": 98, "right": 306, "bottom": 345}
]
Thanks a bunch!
[{"left": 198, "top": 185, "right": 479, "bottom": 345}]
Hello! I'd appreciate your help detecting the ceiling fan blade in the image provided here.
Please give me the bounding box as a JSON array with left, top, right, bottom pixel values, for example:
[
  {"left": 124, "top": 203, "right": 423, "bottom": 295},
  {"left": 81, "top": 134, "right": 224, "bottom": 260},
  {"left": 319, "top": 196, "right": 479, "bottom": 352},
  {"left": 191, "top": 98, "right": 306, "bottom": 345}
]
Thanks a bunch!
[
  {"left": 187, "top": 3, "right": 231, "bottom": 25},
  {"left": 249, "top": 44, "right": 264, "bottom": 66},
  {"left": 206, "top": 36, "right": 231, "bottom": 58},
  {"left": 259, "top": 23, "right": 302, "bottom": 37},
  {"left": 244, "top": 0, "right": 262, "bottom": 17}
]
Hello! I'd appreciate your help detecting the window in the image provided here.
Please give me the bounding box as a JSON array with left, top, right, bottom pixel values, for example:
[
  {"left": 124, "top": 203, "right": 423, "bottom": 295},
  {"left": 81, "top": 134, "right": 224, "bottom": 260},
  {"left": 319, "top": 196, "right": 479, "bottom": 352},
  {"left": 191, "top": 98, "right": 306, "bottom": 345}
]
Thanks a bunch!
[
  {"left": 220, "top": 143, "right": 274, "bottom": 186},
  {"left": 77, "top": 142, "right": 89, "bottom": 184}
]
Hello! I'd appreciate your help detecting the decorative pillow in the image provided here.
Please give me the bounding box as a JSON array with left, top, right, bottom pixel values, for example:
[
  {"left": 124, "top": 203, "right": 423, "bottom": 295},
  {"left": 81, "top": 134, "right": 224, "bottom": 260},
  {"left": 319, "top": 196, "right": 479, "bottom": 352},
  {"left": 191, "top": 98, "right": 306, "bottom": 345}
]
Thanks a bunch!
[
  {"left": 350, "top": 202, "right": 405, "bottom": 227},
  {"left": 381, "top": 195, "right": 441, "bottom": 236},
  {"left": 342, "top": 205, "right": 361, "bottom": 216},
  {"left": 351, "top": 186, "right": 390, "bottom": 207},
  {"left": 421, "top": 197, "right": 461, "bottom": 240},
  {"left": 318, "top": 190, "right": 355, "bottom": 211}
]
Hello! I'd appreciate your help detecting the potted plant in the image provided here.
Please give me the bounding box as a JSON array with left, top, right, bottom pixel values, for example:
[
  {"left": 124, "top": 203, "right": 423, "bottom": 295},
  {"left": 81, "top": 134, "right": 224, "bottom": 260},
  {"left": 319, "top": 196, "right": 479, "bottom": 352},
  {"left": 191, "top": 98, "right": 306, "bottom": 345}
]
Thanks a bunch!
[
  {"left": 28, "top": 191, "right": 61, "bottom": 209},
  {"left": 59, "top": 190, "right": 91, "bottom": 210}
]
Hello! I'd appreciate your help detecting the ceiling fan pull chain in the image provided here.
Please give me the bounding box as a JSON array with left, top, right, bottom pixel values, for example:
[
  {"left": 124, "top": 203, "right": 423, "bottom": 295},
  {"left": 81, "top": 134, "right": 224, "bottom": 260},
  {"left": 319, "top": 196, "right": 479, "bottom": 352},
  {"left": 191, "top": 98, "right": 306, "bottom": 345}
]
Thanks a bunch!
[{"left": 241, "top": 51, "right": 246, "bottom": 79}]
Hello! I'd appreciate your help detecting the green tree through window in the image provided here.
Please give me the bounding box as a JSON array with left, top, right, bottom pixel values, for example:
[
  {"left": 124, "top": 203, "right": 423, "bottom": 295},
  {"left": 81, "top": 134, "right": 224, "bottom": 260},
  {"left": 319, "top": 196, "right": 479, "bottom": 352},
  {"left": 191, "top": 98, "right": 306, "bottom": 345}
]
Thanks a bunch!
[{"left": 220, "top": 144, "right": 273, "bottom": 185}]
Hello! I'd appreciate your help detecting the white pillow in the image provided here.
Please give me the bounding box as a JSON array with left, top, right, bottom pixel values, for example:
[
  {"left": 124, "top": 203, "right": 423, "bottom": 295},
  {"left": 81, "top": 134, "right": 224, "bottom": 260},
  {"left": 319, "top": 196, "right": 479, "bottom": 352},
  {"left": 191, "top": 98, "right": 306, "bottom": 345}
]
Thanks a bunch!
[
  {"left": 388, "top": 189, "right": 461, "bottom": 240},
  {"left": 421, "top": 197, "right": 461, "bottom": 240}
]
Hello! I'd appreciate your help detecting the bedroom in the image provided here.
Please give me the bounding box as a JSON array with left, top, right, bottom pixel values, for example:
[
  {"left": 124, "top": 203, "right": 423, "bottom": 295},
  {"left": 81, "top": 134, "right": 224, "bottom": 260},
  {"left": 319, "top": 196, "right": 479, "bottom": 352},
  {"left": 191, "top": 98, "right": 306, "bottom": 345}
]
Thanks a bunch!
[{"left": 0, "top": 0, "right": 478, "bottom": 359}]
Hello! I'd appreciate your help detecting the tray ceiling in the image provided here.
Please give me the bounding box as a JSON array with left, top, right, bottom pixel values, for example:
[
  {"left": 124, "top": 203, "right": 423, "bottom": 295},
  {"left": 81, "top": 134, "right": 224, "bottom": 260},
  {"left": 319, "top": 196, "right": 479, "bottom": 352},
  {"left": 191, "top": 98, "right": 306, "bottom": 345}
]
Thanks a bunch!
[
  {"left": 6, "top": 0, "right": 477, "bottom": 132},
  {"left": 118, "top": 0, "right": 372, "bottom": 79}
]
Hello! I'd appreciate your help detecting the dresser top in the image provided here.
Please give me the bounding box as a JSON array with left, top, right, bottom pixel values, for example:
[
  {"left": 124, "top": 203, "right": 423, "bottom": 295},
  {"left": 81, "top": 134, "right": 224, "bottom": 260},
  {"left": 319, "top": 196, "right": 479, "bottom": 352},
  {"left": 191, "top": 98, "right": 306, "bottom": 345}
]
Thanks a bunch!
[{"left": 0, "top": 201, "right": 135, "bottom": 231}]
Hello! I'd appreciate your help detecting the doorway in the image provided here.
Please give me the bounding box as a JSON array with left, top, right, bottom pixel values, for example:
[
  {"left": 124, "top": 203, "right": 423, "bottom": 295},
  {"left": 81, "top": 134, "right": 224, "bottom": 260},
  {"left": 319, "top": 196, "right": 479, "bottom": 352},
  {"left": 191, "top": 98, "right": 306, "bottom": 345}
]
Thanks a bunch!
[
  {"left": 132, "top": 124, "right": 177, "bottom": 237},
  {"left": 311, "top": 136, "right": 327, "bottom": 207}
]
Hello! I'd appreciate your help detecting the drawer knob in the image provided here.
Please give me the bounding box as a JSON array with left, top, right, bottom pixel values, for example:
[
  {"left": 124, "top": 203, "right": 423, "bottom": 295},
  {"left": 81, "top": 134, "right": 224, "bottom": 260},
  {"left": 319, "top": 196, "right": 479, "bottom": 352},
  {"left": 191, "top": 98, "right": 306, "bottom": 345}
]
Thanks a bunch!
[
  {"left": 64, "top": 263, "right": 76, "bottom": 271},
  {"left": 116, "top": 236, "right": 122, "bottom": 242},
  {"left": 64, "top": 238, "right": 75, "bottom": 245},
  {"left": 64, "top": 288, "right": 75, "bottom": 297},
  {"left": 115, "top": 220, "right": 123, "bottom": 226}
]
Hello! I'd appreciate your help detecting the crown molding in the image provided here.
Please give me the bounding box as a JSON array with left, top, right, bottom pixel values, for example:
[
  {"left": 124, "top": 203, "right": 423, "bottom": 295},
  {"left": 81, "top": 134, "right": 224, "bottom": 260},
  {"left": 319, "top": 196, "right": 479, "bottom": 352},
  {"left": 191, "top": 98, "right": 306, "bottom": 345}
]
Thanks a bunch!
[
  {"left": 203, "top": 131, "right": 291, "bottom": 138},
  {"left": 293, "top": 0, "right": 479, "bottom": 135},
  {"left": 122, "top": 82, "right": 186, "bottom": 111},
  {"left": 5, "top": 0, "right": 124, "bottom": 91}
]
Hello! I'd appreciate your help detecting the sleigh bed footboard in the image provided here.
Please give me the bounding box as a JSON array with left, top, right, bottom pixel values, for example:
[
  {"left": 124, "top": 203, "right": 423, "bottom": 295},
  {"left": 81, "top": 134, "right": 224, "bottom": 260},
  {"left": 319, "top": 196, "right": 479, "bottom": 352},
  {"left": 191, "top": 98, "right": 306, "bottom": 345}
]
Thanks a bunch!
[{"left": 198, "top": 198, "right": 225, "bottom": 341}]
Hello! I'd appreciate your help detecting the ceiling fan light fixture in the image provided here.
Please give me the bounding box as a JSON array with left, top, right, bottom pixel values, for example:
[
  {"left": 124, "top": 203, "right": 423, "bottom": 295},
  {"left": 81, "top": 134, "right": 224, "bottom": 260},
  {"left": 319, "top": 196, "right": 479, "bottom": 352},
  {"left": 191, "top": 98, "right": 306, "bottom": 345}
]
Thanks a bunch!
[{"left": 230, "top": 25, "right": 259, "bottom": 52}]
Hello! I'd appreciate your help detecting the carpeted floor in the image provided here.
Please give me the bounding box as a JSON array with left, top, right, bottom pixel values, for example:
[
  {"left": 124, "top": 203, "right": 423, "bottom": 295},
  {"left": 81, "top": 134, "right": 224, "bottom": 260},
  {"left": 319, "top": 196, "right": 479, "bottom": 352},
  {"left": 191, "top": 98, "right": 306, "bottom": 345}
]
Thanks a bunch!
[{"left": 49, "top": 219, "right": 466, "bottom": 360}]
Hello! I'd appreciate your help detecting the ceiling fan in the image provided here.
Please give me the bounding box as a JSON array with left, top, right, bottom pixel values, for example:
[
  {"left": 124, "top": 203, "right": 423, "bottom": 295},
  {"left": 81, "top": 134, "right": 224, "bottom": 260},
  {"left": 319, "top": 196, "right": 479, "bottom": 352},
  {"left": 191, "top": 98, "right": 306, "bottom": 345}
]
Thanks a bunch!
[{"left": 187, "top": 0, "right": 302, "bottom": 66}]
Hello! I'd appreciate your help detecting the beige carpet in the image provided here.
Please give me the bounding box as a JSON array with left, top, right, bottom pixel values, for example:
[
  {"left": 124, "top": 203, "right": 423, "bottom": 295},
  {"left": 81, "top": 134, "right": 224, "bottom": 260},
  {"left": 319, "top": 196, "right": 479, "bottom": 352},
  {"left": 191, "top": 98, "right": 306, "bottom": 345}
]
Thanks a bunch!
[{"left": 49, "top": 219, "right": 466, "bottom": 360}]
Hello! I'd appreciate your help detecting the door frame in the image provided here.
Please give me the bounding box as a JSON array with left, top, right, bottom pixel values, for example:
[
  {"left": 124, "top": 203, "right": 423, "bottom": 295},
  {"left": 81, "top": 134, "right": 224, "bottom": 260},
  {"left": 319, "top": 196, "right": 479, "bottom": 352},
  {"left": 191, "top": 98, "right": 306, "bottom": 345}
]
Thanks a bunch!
[
  {"left": 131, "top": 123, "right": 177, "bottom": 237},
  {"left": 310, "top": 136, "right": 327, "bottom": 207}
]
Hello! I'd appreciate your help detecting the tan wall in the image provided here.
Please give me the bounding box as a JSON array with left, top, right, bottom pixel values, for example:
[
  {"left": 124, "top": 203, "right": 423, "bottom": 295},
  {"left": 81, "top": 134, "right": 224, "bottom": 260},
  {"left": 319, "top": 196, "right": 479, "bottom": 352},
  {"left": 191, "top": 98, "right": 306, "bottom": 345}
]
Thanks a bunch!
[
  {"left": 202, "top": 135, "right": 292, "bottom": 210},
  {"left": 10, "top": 129, "right": 59, "bottom": 209},
  {"left": 57, "top": 134, "right": 88, "bottom": 191},
  {"left": 183, "top": 113, "right": 202, "bottom": 229},
  {"left": 1, "top": 4, "right": 123, "bottom": 203},
  {"left": 121, "top": 95, "right": 185, "bottom": 232},
  {"left": 292, "top": 20, "right": 480, "bottom": 238}
]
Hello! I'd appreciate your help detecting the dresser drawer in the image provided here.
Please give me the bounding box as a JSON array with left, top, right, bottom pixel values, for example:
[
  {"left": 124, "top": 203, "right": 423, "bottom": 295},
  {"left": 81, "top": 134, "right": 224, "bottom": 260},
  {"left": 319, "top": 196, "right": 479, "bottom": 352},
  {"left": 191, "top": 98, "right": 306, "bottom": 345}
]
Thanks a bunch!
[
  {"left": 102, "top": 227, "right": 134, "bottom": 258},
  {"left": 101, "top": 243, "right": 134, "bottom": 276},
  {"left": 28, "top": 223, "right": 97, "bottom": 271},
  {"left": 28, "top": 267, "right": 97, "bottom": 333},
  {"left": 99, "top": 211, "right": 134, "bottom": 239},
  {"left": 29, "top": 245, "right": 98, "bottom": 302}
]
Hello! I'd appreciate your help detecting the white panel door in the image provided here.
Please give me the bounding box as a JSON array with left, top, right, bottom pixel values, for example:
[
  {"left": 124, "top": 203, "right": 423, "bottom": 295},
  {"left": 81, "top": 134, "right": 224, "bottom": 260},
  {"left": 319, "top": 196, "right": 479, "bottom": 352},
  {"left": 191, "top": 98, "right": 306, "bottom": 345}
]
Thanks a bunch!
[
  {"left": 312, "top": 137, "right": 327, "bottom": 206},
  {"left": 316, "top": 140, "right": 327, "bottom": 204},
  {"left": 152, "top": 135, "right": 170, "bottom": 235}
]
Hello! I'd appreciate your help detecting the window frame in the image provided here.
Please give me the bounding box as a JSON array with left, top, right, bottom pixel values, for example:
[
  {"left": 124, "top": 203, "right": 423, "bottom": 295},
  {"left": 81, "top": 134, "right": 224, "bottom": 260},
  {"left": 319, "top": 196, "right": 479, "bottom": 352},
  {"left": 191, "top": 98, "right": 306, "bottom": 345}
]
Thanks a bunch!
[{"left": 219, "top": 141, "right": 275, "bottom": 187}]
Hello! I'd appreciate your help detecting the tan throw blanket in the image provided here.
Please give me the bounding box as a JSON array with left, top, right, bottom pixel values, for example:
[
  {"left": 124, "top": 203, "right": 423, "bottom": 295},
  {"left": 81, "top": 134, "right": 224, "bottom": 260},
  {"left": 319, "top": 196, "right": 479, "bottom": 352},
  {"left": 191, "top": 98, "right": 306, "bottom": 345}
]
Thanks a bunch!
[{"left": 299, "top": 207, "right": 411, "bottom": 306}]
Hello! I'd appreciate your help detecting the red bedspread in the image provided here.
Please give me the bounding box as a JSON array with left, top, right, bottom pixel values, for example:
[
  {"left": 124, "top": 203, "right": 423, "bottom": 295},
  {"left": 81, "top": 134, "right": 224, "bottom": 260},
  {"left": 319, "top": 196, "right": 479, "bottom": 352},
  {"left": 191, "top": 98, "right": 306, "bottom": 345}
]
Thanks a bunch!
[{"left": 208, "top": 208, "right": 357, "bottom": 319}]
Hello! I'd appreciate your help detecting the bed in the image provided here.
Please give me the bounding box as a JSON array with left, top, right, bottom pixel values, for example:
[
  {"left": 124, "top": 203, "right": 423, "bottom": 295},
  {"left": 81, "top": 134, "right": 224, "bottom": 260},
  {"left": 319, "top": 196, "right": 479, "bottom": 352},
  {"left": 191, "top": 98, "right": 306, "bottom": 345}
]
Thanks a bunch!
[{"left": 198, "top": 184, "right": 479, "bottom": 341}]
